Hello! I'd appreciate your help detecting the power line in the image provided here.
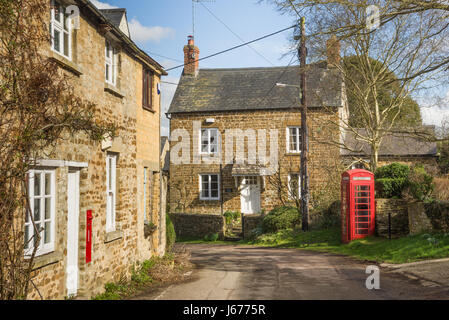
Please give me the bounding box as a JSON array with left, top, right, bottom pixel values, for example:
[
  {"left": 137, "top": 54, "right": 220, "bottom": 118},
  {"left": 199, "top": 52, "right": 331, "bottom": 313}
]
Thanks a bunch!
[
  {"left": 199, "top": 2, "right": 275, "bottom": 66},
  {"left": 165, "top": 24, "right": 296, "bottom": 72},
  {"left": 145, "top": 51, "right": 184, "bottom": 64}
]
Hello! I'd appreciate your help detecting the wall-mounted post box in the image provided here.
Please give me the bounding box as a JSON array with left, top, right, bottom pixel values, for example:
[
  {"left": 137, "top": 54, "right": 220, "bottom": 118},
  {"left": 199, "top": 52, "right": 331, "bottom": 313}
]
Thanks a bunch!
[
  {"left": 341, "top": 169, "right": 375, "bottom": 244},
  {"left": 86, "top": 210, "right": 93, "bottom": 263}
]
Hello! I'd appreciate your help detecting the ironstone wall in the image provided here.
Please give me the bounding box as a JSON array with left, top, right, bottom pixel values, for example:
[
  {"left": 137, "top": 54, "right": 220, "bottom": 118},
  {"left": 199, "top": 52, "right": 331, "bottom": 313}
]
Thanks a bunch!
[
  {"left": 170, "top": 213, "right": 225, "bottom": 239},
  {"left": 375, "top": 199, "right": 410, "bottom": 238}
]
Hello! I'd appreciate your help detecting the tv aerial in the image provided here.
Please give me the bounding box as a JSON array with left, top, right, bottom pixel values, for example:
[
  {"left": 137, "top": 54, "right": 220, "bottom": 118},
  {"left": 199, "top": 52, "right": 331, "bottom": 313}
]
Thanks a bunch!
[{"left": 192, "top": 0, "right": 216, "bottom": 40}]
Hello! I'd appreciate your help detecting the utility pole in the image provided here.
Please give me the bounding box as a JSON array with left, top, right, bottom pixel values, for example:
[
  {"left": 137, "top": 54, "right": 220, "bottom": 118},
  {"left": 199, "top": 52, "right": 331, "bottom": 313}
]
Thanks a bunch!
[{"left": 299, "top": 17, "right": 309, "bottom": 231}]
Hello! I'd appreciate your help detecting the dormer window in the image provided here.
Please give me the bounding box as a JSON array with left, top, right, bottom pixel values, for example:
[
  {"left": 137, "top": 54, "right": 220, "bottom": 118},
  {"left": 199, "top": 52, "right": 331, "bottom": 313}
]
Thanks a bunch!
[
  {"left": 50, "top": 0, "right": 71, "bottom": 60},
  {"left": 105, "top": 40, "right": 117, "bottom": 86}
]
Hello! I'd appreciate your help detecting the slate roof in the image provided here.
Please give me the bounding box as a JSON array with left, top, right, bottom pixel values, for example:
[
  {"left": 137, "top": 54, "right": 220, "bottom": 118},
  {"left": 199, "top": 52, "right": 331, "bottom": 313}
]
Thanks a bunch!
[
  {"left": 342, "top": 129, "right": 438, "bottom": 157},
  {"left": 168, "top": 62, "right": 344, "bottom": 114},
  {"left": 99, "top": 9, "right": 126, "bottom": 29}
]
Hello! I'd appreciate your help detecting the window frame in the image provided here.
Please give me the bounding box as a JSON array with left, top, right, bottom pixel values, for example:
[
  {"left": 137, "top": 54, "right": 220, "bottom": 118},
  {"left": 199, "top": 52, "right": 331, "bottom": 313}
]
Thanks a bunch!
[
  {"left": 105, "top": 40, "right": 117, "bottom": 86},
  {"left": 199, "top": 128, "right": 219, "bottom": 155},
  {"left": 25, "top": 169, "right": 56, "bottom": 257},
  {"left": 288, "top": 173, "right": 301, "bottom": 200},
  {"left": 286, "top": 126, "right": 301, "bottom": 154},
  {"left": 106, "top": 153, "right": 117, "bottom": 233},
  {"left": 199, "top": 174, "right": 220, "bottom": 201},
  {"left": 50, "top": 0, "right": 72, "bottom": 60},
  {"left": 142, "top": 68, "right": 153, "bottom": 111}
]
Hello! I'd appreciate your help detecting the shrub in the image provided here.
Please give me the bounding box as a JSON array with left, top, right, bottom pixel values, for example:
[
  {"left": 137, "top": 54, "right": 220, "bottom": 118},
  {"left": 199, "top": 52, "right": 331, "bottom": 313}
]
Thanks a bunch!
[
  {"left": 223, "top": 210, "right": 240, "bottom": 225},
  {"left": 166, "top": 214, "right": 176, "bottom": 251},
  {"left": 203, "top": 233, "right": 219, "bottom": 242},
  {"left": 375, "top": 178, "right": 408, "bottom": 198},
  {"left": 262, "top": 206, "right": 301, "bottom": 233},
  {"left": 375, "top": 163, "right": 410, "bottom": 179},
  {"left": 403, "top": 165, "right": 434, "bottom": 201},
  {"left": 375, "top": 163, "right": 410, "bottom": 198}
]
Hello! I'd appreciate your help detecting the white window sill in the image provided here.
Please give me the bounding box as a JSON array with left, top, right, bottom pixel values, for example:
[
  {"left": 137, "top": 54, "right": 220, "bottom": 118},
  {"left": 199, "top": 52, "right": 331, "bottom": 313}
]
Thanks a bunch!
[
  {"left": 27, "top": 251, "right": 63, "bottom": 270},
  {"left": 199, "top": 198, "right": 220, "bottom": 201},
  {"left": 49, "top": 51, "right": 82, "bottom": 76},
  {"left": 104, "top": 83, "right": 124, "bottom": 98},
  {"left": 104, "top": 230, "right": 123, "bottom": 243}
]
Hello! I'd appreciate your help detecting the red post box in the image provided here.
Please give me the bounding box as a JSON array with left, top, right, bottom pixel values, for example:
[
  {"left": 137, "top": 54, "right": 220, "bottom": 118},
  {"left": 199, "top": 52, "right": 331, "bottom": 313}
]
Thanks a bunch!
[
  {"left": 86, "top": 210, "right": 93, "bottom": 263},
  {"left": 341, "top": 169, "right": 375, "bottom": 244}
]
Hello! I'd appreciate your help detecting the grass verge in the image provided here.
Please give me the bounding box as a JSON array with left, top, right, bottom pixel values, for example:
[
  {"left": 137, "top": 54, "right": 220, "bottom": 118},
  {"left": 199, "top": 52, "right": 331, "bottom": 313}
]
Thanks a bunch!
[
  {"left": 249, "top": 227, "right": 449, "bottom": 264},
  {"left": 92, "top": 250, "right": 193, "bottom": 300}
]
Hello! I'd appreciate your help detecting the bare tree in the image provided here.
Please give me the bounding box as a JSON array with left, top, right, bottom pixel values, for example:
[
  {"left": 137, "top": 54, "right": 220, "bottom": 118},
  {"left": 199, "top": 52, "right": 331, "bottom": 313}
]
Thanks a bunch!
[
  {"left": 0, "top": 0, "right": 115, "bottom": 299},
  {"left": 265, "top": 0, "right": 449, "bottom": 172}
]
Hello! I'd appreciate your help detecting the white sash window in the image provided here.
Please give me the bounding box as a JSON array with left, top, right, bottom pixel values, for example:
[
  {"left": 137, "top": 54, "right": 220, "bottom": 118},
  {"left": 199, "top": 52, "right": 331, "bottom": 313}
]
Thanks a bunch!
[
  {"left": 50, "top": 0, "right": 71, "bottom": 60},
  {"left": 25, "top": 170, "right": 56, "bottom": 256},
  {"left": 105, "top": 40, "right": 117, "bottom": 86},
  {"left": 106, "top": 154, "right": 117, "bottom": 232}
]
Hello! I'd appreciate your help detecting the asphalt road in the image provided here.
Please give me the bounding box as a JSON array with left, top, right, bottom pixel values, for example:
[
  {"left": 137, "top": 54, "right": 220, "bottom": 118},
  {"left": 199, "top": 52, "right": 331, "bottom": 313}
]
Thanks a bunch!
[{"left": 136, "top": 244, "right": 449, "bottom": 300}]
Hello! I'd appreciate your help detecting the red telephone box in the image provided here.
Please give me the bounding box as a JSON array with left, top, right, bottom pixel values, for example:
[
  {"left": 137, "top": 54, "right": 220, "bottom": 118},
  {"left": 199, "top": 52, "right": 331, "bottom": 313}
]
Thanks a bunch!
[
  {"left": 86, "top": 210, "right": 93, "bottom": 263},
  {"left": 341, "top": 169, "right": 375, "bottom": 244}
]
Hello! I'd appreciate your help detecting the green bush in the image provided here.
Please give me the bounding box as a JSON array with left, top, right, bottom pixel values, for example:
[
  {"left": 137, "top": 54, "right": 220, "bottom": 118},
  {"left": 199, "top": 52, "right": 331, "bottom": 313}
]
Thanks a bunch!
[
  {"left": 262, "top": 206, "right": 301, "bottom": 233},
  {"left": 375, "top": 178, "right": 408, "bottom": 198},
  {"left": 223, "top": 210, "right": 240, "bottom": 225},
  {"left": 405, "top": 165, "right": 434, "bottom": 201},
  {"left": 203, "top": 233, "right": 219, "bottom": 242},
  {"left": 375, "top": 163, "right": 410, "bottom": 179},
  {"left": 375, "top": 163, "right": 410, "bottom": 198},
  {"left": 166, "top": 214, "right": 176, "bottom": 251}
]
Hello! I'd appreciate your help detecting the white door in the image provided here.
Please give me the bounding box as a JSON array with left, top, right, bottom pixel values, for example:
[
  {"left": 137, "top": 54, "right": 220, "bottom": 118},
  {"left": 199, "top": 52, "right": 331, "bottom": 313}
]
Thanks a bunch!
[
  {"left": 66, "top": 170, "right": 80, "bottom": 297},
  {"left": 240, "top": 176, "right": 261, "bottom": 214}
]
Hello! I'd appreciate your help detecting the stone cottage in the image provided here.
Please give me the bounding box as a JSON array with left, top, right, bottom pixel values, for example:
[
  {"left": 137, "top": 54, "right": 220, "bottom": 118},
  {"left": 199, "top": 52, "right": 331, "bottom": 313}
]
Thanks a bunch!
[
  {"left": 26, "top": 0, "right": 166, "bottom": 299},
  {"left": 167, "top": 37, "right": 348, "bottom": 227}
]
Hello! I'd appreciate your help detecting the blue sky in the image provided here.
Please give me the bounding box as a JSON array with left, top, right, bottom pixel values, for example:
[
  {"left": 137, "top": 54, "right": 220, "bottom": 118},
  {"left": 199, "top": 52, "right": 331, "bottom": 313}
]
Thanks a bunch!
[
  {"left": 90, "top": 0, "right": 298, "bottom": 136},
  {"left": 90, "top": 0, "right": 448, "bottom": 136}
]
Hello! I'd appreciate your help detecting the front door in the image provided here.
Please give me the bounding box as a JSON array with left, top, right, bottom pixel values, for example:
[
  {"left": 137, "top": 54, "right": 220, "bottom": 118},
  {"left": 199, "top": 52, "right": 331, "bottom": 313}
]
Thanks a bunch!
[
  {"left": 240, "top": 176, "right": 261, "bottom": 214},
  {"left": 66, "top": 170, "right": 80, "bottom": 297}
]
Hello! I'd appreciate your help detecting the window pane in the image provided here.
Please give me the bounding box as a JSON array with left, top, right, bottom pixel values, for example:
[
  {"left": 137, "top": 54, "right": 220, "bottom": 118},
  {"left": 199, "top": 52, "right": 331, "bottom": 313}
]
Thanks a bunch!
[
  {"left": 45, "top": 173, "right": 51, "bottom": 195},
  {"left": 54, "top": 5, "right": 62, "bottom": 23},
  {"left": 34, "top": 198, "right": 41, "bottom": 221},
  {"left": 53, "top": 29, "right": 61, "bottom": 52},
  {"left": 34, "top": 173, "right": 41, "bottom": 196},
  {"left": 108, "top": 158, "right": 112, "bottom": 190},
  {"left": 34, "top": 223, "right": 41, "bottom": 247},
  {"left": 106, "top": 64, "right": 110, "bottom": 82},
  {"left": 44, "top": 222, "right": 51, "bottom": 244},
  {"left": 211, "top": 189, "right": 218, "bottom": 198},
  {"left": 24, "top": 225, "right": 30, "bottom": 249},
  {"left": 63, "top": 31, "right": 69, "bottom": 57},
  {"left": 45, "top": 198, "right": 51, "bottom": 220},
  {"left": 211, "top": 175, "right": 218, "bottom": 183}
]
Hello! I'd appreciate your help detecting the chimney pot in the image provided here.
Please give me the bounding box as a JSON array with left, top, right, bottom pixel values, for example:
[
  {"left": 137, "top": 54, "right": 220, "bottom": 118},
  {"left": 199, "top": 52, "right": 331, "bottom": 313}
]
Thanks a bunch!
[{"left": 183, "top": 35, "right": 199, "bottom": 76}]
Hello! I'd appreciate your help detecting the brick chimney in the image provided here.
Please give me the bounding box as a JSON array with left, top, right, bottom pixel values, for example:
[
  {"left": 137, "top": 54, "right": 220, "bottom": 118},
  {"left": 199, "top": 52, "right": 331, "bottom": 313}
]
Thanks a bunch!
[
  {"left": 326, "top": 35, "right": 341, "bottom": 67},
  {"left": 183, "top": 35, "right": 199, "bottom": 76}
]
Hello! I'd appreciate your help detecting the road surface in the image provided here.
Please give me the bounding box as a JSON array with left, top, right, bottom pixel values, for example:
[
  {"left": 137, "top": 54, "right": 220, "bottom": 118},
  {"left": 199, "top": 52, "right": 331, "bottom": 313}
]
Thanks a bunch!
[{"left": 135, "top": 244, "right": 449, "bottom": 300}]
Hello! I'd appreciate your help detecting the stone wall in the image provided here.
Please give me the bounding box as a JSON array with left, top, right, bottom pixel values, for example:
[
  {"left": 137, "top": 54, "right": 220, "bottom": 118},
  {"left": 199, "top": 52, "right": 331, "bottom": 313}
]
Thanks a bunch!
[
  {"left": 170, "top": 213, "right": 225, "bottom": 239},
  {"left": 243, "top": 214, "right": 264, "bottom": 239},
  {"left": 408, "top": 202, "right": 434, "bottom": 234},
  {"left": 375, "top": 199, "right": 409, "bottom": 238}
]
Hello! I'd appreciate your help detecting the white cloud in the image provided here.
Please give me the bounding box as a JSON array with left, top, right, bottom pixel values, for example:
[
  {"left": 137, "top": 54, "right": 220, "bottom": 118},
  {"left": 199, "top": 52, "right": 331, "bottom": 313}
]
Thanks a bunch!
[
  {"left": 128, "top": 18, "right": 175, "bottom": 44},
  {"left": 89, "top": 0, "right": 118, "bottom": 9},
  {"left": 421, "top": 89, "right": 449, "bottom": 127}
]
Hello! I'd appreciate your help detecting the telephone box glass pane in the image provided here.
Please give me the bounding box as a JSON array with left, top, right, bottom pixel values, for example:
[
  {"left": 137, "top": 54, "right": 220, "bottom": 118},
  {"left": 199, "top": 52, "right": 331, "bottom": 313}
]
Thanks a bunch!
[{"left": 354, "top": 184, "right": 371, "bottom": 235}]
